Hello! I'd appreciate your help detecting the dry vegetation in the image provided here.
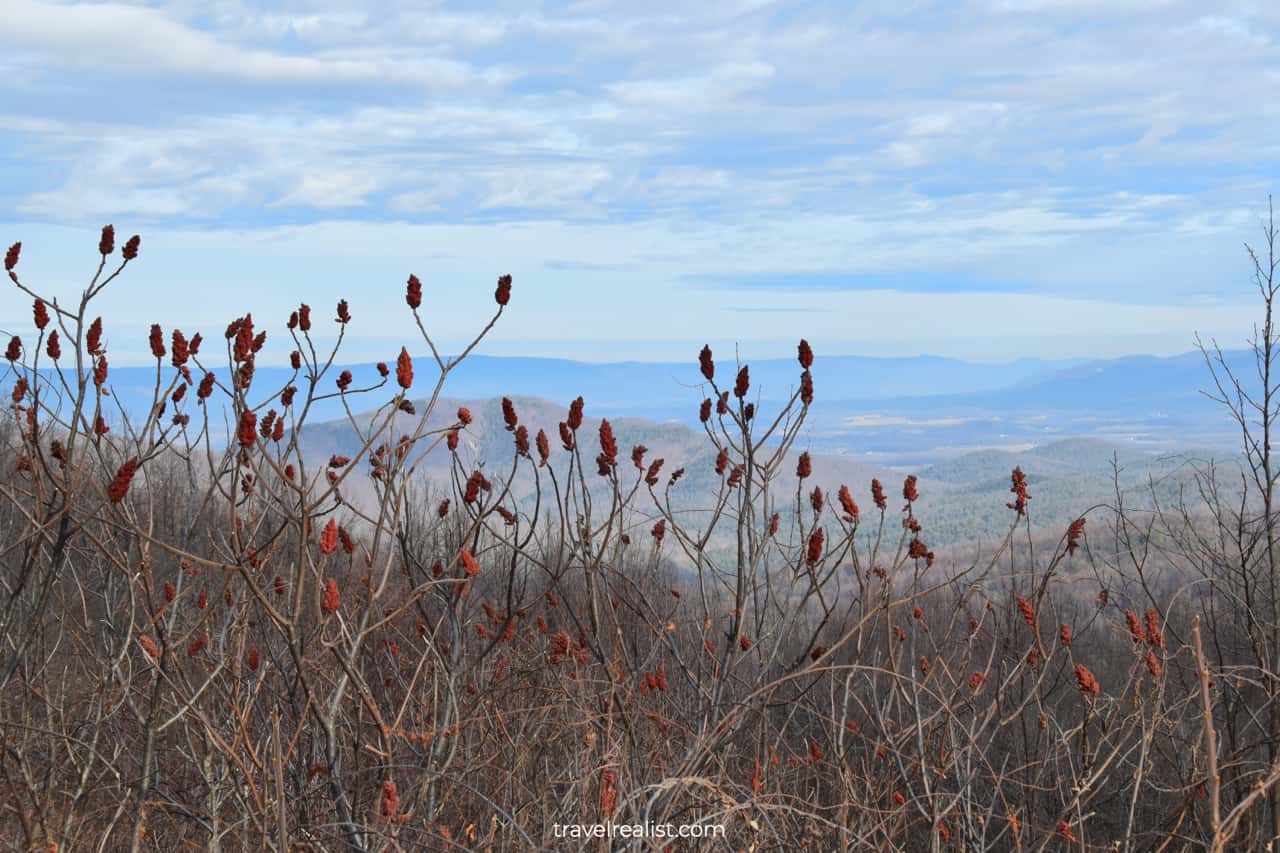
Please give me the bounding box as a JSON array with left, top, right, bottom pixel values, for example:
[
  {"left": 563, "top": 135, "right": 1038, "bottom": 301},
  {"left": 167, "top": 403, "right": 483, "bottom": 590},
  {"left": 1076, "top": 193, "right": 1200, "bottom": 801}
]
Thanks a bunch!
[{"left": 2, "top": 212, "right": 1280, "bottom": 851}]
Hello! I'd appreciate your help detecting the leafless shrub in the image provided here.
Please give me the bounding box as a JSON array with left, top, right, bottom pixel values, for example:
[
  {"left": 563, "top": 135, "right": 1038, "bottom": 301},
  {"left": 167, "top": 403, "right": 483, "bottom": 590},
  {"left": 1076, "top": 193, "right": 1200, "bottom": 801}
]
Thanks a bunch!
[{"left": 1, "top": 214, "right": 1279, "bottom": 851}]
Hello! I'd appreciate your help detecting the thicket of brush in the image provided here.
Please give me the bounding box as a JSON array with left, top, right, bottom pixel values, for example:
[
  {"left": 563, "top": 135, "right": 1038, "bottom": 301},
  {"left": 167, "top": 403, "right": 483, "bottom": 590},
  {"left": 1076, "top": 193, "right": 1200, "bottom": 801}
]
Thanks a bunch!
[{"left": 2, "top": 213, "right": 1280, "bottom": 851}]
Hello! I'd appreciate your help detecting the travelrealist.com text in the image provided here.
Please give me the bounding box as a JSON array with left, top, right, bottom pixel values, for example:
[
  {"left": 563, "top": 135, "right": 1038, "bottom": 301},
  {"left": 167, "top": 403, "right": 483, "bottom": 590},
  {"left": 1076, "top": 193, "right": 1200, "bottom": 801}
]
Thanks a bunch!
[{"left": 551, "top": 822, "right": 726, "bottom": 840}]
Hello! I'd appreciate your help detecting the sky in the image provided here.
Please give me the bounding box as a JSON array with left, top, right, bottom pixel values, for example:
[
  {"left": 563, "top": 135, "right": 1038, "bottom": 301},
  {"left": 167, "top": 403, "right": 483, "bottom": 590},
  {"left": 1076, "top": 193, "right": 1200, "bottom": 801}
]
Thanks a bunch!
[{"left": 1, "top": 0, "right": 1278, "bottom": 366}]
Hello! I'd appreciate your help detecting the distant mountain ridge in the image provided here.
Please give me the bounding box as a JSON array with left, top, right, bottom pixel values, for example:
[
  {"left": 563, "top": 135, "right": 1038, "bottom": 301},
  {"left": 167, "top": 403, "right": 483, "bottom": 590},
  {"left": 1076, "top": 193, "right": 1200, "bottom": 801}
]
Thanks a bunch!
[
  {"left": 10, "top": 348, "right": 1248, "bottom": 467},
  {"left": 432, "top": 353, "right": 1083, "bottom": 407},
  {"left": 798, "top": 349, "right": 1248, "bottom": 466}
]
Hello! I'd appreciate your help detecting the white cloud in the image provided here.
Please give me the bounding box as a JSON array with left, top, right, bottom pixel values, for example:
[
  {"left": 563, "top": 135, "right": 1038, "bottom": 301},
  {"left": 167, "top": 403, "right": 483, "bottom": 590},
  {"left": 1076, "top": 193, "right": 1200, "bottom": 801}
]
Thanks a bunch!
[
  {"left": 2, "top": 0, "right": 498, "bottom": 87},
  {"left": 605, "top": 61, "right": 776, "bottom": 110},
  {"left": 3, "top": 0, "right": 1279, "bottom": 360},
  {"left": 271, "top": 172, "right": 383, "bottom": 209}
]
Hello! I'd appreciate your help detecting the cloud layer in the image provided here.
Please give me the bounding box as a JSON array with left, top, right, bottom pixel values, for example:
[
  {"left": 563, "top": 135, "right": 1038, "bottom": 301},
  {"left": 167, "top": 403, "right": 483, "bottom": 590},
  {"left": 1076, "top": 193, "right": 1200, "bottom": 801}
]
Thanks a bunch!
[{"left": 2, "top": 0, "right": 1277, "bottom": 362}]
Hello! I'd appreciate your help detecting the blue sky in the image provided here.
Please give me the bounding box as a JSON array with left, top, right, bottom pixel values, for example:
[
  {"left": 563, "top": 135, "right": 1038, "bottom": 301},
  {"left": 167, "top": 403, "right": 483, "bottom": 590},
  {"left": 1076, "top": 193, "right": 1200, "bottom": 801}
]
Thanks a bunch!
[{"left": 1, "top": 0, "right": 1278, "bottom": 365}]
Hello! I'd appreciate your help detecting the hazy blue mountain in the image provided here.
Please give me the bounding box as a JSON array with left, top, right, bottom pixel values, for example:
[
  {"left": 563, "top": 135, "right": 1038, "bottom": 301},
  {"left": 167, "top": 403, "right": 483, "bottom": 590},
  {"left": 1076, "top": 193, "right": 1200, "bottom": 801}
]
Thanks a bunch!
[
  {"left": 17, "top": 351, "right": 1075, "bottom": 426},
  {"left": 434, "top": 353, "right": 1082, "bottom": 408},
  {"left": 12, "top": 348, "right": 1249, "bottom": 468},
  {"left": 799, "top": 349, "right": 1248, "bottom": 466}
]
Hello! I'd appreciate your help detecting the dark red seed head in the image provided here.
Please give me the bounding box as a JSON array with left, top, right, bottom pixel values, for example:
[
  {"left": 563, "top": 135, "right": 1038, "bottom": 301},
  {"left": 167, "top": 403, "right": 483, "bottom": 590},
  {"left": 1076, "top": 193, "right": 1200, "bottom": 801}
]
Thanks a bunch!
[
  {"left": 237, "top": 410, "right": 257, "bottom": 448},
  {"left": 698, "top": 345, "right": 714, "bottom": 381},
  {"left": 86, "top": 317, "right": 103, "bottom": 356},
  {"left": 395, "top": 348, "right": 413, "bottom": 390},
  {"left": 322, "top": 578, "right": 340, "bottom": 613},
  {"left": 107, "top": 456, "right": 139, "bottom": 503},
  {"left": 797, "top": 452, "right": 811, "bottom": 479},
  {"left": 838, "top": 484, "right": 858, "bottom": 521},
  {"left": 902, "top": 475, "right": 919, "bottom": 504},
  {"left": 1007, "top": 466, "right": 1031, "bottom": 515},
  {"left": 798, "top": 339, "right": 814, "bottom": 369},
  {"left": 871, "top": 478, "right": 887, "bottom": 510},
  {"left": 170, "top": 330, "right": 188, "bottom": 366},
  {"left": 1074, "top": 663, "right": 1100, "bottom": 695},
  {"left": 1067, "top": 517, "right": 1086, "bottom": 555},
  {"left": 598, "top": 419, "right": 617, "bottom": 464},
  {"left": 806, "top": 528, "right": 824, "bottom": 566},
  {"left": 149, "top": 324, "right": 165, "bottom": 359}
]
